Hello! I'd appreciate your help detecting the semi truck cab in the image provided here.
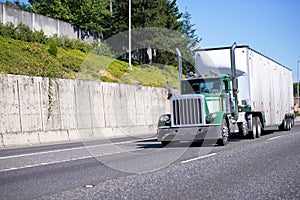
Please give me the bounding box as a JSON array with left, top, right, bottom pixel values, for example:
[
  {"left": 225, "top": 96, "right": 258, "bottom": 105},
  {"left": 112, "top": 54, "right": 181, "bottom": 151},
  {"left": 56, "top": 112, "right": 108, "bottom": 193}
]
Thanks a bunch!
[{"left": 158, "top": 73, "right": 239, "bottom": 146}]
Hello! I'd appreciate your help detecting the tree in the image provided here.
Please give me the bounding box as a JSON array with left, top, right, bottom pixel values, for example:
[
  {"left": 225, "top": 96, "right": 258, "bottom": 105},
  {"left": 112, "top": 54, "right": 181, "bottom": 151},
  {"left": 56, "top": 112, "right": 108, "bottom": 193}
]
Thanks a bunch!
[
  {"left": 5, "top": 0, "right": 31, "bottom": 11},
  {"left": 181, "top": 8, "right": 201, "bottom": 52},
  {"left": 180, "top": 8, "right": 202, "bottom": 73},
  {"left": 112, "top": 0, "right": 182, "bottom": 35},
  {"left": 30, "top": 0, "right": 72, "bottom": 22},
  {"left": 29, "top": 0, "right": 111, "bottom": 34},
  {"left": 111, "top": 0, "right": 183, "bottom": 65}
]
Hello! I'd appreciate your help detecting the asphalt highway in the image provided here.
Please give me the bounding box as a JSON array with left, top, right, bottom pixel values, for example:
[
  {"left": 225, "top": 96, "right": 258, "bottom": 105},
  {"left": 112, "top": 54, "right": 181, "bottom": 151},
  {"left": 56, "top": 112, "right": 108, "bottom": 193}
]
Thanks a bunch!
[{"left": 0, "top": 124, "right": 299, "bottom": 199}]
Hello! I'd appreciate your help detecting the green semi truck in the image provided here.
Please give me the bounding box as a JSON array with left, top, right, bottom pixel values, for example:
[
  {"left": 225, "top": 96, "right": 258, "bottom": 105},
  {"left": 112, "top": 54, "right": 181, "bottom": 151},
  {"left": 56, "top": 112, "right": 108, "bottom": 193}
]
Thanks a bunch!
[{"left": 157, "top": 43, "right": 294, "bottom": 146}]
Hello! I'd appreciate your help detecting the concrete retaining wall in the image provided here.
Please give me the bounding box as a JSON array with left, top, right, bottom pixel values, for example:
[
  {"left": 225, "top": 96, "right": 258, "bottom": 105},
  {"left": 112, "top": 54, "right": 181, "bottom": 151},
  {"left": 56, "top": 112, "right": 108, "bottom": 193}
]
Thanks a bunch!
[
  {"left": 0, "top": 3, "right": 98, "bottom": 42},
  {"left": 0, "top": 74, "right": 170, "bottom": 147}
]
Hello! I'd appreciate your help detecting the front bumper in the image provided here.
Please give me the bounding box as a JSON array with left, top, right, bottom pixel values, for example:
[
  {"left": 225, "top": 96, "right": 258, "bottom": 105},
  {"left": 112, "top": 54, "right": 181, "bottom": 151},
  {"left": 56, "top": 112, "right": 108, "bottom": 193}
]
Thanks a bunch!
[{"left": 157, "top": 125, "right": 222, "bottom": 142}]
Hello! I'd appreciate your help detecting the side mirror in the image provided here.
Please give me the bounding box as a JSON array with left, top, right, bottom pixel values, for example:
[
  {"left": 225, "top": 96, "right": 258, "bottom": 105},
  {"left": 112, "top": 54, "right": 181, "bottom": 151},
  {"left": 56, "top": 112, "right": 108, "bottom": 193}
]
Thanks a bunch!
[
  {"left": 167, "top": 82, "right": 173, "bottom": 100},
  {"left": 167, "top": 93, "right": 172, "bottom": 100}
]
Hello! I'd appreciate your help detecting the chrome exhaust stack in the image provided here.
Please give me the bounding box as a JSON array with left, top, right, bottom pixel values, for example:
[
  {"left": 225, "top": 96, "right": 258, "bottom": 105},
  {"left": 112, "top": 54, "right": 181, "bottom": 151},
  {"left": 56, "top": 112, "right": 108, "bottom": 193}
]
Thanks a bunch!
[
  {"left": 176, "top": 48, "right": 182, "bottom": 91},
  {"left": 230, "top": 42, "right": 239, "bottom": 119}
]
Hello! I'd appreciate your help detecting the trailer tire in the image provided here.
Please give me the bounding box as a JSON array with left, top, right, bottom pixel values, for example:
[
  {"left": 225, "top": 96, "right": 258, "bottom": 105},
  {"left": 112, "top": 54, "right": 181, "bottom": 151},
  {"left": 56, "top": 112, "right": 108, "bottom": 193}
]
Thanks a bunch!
[
  {"left": 217, "top": 118, "right": 229, "bottom": 146},
  {"left": 287, "top": 119, "right": 292, "bottom": 131},
  {"left": 284, "top": 119, "right": 288, "bottom": 131},
  {"left": 279, "top": 119, "right": 286, "bottom": 131}
]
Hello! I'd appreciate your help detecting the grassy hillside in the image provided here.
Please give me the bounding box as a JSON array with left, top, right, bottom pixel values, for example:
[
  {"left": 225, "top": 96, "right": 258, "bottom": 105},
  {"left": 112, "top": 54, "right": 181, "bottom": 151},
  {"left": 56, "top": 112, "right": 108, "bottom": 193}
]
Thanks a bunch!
[{"left": 0, "top": 36, "right": 179, "bottom": 88}]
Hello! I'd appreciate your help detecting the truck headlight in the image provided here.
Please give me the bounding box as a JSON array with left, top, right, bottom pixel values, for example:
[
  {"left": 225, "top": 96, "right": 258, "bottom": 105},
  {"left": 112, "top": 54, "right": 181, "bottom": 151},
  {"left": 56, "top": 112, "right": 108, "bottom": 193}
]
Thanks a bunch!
[
  {"left": 158, "top": 114, "right": 171, "bottom": 128},
  {"left": 206, "top": 113, "right": 217, "bottom": 123},
  {"left": 159, "top": 115, "right": 170, "bottom": 122}
]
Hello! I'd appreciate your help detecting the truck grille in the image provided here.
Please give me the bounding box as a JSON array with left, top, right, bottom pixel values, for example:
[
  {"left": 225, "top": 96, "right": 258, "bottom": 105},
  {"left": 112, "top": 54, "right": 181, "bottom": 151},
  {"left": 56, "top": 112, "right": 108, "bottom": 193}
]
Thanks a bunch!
[{"left": 171, "top": 95, "right": 205, "bottom": 127}]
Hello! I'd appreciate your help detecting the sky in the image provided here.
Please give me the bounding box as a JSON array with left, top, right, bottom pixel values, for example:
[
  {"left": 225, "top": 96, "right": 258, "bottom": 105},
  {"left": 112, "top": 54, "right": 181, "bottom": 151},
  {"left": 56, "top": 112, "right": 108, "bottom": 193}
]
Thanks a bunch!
[
  {"left": 176, "top": 0, "right": 300, "bottom": 82},
  {"left": 2, "top": 0, "right": 300, "bottom": 82}
]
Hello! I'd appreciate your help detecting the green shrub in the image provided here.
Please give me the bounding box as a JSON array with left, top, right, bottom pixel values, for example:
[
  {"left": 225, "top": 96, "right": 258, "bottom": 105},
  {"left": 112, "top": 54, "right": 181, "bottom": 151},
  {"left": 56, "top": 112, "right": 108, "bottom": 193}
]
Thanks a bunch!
[
  {"left": 15, "top": 23, "right": 32, "bottom": 41},
  {"left": 106, "top": 60, "right": 130, "bottom": 79},
  {"left": 92, "top": 41, "right": 114, "bottom": 57},
  {"left": 32, "top": 30, "right": 48, "bottom": 44},
  {"left": 100, "top": 76, "right": 118, "bottom": 83},
  {"left": 0, "top": 36, "right": 75, "bottom": 79},
  {"left": 0, "top": 22, "right": 16, "bottom": 38},
  {"left": 57, "top": 49, "right": 85, "bottom": 72},
  {"left": 48, "top": 42, "right": 58, "bottom": 56},
  {"left": 0, "top": 22, "right": 92, "bottom": 53},
  {"left": 143, "top": 83, "right": 161, "bottom": 87},
  {"left": 72, "top": 39, "right": 93, "bottom": 53}
]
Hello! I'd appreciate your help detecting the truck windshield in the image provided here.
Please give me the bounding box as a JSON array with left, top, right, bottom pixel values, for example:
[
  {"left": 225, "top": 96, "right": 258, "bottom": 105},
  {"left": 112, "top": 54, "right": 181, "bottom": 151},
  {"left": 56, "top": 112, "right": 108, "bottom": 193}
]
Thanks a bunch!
[{"left": 181, "top": 78, "right": 221, "bottom": 94}]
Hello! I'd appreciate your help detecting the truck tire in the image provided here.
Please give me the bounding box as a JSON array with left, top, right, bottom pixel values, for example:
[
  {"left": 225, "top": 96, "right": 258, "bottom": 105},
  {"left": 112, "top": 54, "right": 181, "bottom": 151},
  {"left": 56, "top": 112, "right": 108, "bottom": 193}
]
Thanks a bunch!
[
  {"left": 217, "top": 118, "right": 229, "bottom": 146},
  {"left": 249, "top": 117, "right": 257, "bottom": 139},
  {"left": 239, "top": 121, "right": 249, "bottom": 137},
  {"left": 256, "top": 117, "right": 262, "bottom": 138}
]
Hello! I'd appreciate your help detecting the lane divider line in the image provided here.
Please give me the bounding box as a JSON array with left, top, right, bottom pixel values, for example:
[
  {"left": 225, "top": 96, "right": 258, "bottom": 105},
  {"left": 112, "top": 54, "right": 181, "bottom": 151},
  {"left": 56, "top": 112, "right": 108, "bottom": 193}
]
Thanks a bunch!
[
  {"left": 0, "top": 138, "right": 156, "bottom": 160},
  {"left": 267, "top": 136, "right": 283, "bottom": 141},
  {"left": 181, "top": 153, "right": 217, "bottom": 164},
  {"left": 0, "top": 149, "right": 137, "bottom": 173},
  {"left": 0, "top": 155, "right": 94, "bottom": 173}
]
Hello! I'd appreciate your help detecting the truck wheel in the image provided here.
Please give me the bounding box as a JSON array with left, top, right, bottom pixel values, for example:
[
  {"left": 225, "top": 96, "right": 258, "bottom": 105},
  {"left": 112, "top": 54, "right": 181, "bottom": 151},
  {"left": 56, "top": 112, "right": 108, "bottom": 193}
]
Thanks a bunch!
[
  {"left": 217, "top": 118, "right": 229, "bottom": 146},
  {"left": 249, "top": 117, "right": 257, "bottom": 139},
  {"left": 239, "top": 121, "right": 249, "bottom": 137},
  {"left": 256, "top": 117, "right": 262, "bottom": 138}
]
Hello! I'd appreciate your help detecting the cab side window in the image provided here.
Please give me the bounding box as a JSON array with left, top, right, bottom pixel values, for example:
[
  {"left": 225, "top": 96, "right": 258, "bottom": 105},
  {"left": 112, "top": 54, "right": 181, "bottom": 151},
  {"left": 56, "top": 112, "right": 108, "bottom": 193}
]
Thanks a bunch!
[{"left": 223, "top": 80, "right": 229, "bottom": 92}]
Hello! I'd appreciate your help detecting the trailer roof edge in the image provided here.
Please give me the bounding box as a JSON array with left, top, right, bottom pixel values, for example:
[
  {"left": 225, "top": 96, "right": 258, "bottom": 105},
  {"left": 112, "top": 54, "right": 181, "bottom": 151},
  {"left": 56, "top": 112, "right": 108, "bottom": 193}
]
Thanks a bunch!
[{"left": 196, "top": 45, "right": 291, "bottom": 71}]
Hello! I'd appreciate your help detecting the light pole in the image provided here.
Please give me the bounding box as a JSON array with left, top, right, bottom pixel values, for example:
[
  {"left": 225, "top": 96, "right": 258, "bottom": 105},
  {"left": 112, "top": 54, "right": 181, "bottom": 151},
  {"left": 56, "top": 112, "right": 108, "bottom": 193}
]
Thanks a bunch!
[
  {"left": 298, "top": 60, "right": 300, "bottom": 108},
  {"left": 128, "top": 0, "right": 132, "bottom": 70},
  {"left": 110, "top": 1, "right": 112, "bottom": 36}
]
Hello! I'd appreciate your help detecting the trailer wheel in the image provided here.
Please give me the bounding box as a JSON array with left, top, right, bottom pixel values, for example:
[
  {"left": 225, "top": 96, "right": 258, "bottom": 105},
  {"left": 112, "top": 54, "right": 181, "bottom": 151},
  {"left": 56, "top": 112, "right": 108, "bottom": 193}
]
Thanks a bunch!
[
  {"left": 284, "top": 119, "right": 288, "bottom": 131},
  {"left": 256, "top": 117, "right": 262, "bottom": 138},
  {"left": 217, "top": 118, "right": 229, "bottom": 146},
  {"left": 287, "top": 119, "right": 292, "bottom": 131},
  {"left": 249, "top": 117, "right": 257, "bottom": 139},
  {"left": 279, "top": 119, "right": 286, "bottom": 131}
]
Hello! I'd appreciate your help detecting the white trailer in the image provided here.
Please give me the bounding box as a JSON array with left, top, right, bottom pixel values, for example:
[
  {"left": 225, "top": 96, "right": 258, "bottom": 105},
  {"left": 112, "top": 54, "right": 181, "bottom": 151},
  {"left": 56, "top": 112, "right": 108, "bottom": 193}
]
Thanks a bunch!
[{"left": 195, "top": 45, "right": 294, "bottom": 129}]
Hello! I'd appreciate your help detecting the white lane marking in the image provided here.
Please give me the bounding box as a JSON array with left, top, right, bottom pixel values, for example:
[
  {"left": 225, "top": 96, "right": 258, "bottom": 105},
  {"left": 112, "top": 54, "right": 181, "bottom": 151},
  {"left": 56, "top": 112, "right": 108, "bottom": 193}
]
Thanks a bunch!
[
  {"left": 0, "top": 155, "right": 94, "bottom": 172},
  {"left": 0, "top": 150, "right": 136, "bottom": 173},
  {"left": 267, "top": 135, "right": 283, "bottom": 141},
  {"left": 181, "top": 153, "right": 217, "bottom": 164},
  {"left": 0, "top": 138, "right": 155, "bottom": 160}
]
